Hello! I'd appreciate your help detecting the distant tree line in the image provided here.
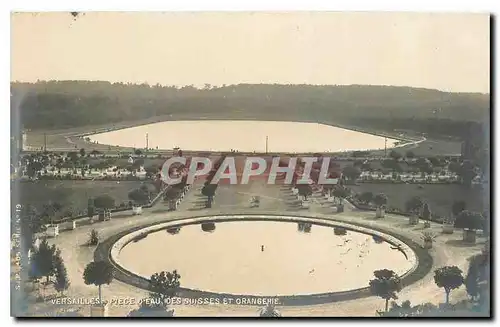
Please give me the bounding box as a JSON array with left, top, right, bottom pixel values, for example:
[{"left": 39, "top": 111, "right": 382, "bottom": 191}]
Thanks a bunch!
[
  {"left": 11, "top": 81, "right": 489, "bottom": 133},
  {"left": 348, "top": 117, "right": 488, "bottom": 143}
]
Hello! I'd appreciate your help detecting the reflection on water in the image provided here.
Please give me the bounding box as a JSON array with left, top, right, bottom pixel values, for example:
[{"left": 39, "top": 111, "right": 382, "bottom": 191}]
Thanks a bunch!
[
  {"left": 89, "top": 120, "right": 399, "bottom": 152},
  {"left": 334, "top": 226, "right": 348, "bottom": 236},
  {"left": 166, "top": 227, "right": 181, "bottom": 235},
  {"left": 201, "top": 222, "right": 216, "bottom": 233},
  {"left": 297, "top": 222, "right": 312, "bottom": 233},
  {"left": 119, "top": 220, "right": 412, "bottom": 296}
]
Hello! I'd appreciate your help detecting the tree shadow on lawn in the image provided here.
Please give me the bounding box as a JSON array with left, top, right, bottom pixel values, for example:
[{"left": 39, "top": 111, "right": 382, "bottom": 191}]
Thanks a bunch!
[
  {"left": 110, "top": 213, "right": 131, "bottom": 219},
  {"left": 78, "top": 242, "right": 97, "bottom": 248}
]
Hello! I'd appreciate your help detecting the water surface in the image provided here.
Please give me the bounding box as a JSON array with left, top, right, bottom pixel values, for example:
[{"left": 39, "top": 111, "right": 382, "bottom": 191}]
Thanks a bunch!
[
  {"left": 118, "top": 220, "right": 412, "bottom": 296},
  {"left": 89, "top": 120, "right": 398, "bottom": 152}
]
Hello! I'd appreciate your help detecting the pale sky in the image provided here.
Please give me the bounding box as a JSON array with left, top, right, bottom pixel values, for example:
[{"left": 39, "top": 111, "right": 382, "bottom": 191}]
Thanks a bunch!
[{"left": 11, "top": 12, "right": 490, "bottom": 93}]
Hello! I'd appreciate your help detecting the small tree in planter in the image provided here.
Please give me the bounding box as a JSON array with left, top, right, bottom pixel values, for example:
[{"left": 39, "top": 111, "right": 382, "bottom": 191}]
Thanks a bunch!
[
  {"left": 369, "top": 269, "right": 402, "bottom": 312},
  {"left": 421, "top": 231, "right": 436, "bottom": 249},
  {"left": 442, "top": 217, "right": 455, "bottom": 234},
  {"left": 454, "top": 211, "right": 484, "bottom": 244},
  {"left": 433, "top": 266, "right": 464, "bottom": 305},
  {"left": 128, "top": 188, "right": 149, "bottom": 214},
  {"left": 373, "top": 193, "right": 388, "bottom": 218},
  {"left": 165, "top": 187, "right": 182, "bottom": 211},
  {"left": 332, "top": 186, "right": 349, "bottom": 212},
  {"left": 358, "top": 191, "right": 373, "bottom": 205},
  {"left": 332, "top": 186, "right": 349, "bottom": 204},
  {"left": 93, "top": 195, "right": 115, "bottom": 221},
  {"left": 406, "top": 196, "right": 423, "bottom": 225},
  {"left": 297, "top": 183, "right": 313, "bottom": 201},
  {"left": 88, "top": 229, "right": 99, "bottom": 246},
  {"left": 322, "top": 184, "right": 334, "bottom": 198}
]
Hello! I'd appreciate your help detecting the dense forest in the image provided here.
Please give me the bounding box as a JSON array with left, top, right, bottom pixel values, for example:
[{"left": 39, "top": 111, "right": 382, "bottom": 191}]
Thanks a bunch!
[{"left": 11, "top": 81, "right": 489, "bottom": 139}]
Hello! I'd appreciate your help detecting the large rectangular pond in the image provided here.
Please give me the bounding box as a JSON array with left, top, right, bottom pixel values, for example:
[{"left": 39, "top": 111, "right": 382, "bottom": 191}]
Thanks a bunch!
[{"left": 88, "top": 120, "right": 399, "bottom": 153}]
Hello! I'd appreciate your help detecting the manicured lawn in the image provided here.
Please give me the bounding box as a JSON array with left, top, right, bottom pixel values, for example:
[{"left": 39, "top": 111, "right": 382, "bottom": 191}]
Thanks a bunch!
[
  {"left": 350, "top": 183, "right": 488, "bottom": 219},
  {"left": 14, "top": 180, "right": 150, "bottom": 217}
]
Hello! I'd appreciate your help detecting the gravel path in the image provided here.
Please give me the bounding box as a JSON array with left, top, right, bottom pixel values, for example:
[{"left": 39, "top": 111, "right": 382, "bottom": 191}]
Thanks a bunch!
[{"left": 42, "top": 182, "right": 485, "bottom": 317}]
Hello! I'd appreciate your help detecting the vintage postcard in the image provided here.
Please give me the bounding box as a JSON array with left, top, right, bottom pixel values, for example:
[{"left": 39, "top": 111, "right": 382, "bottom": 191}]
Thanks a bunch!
[{"left": 10, "top": 12, "right": 490, "bottom": 318}]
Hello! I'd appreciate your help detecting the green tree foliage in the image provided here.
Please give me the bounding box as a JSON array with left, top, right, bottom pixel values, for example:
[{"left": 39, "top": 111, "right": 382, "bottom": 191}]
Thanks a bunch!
[
  {"left": 332, "top": 186, "right": 349, "bottom": 200},
  {"left": 128, "top": 188, "right": 150, "bottom": 206},
  {"left": 342, "top": 165, "right": 361, "bottom": 182},
  {"left": 33, "top": 238, "right": 57, "bottom": 285},
  {"left": 14, "top": 82, "right": 488, "bottom": 131},
  {"left": 259, "top": 304, "right": 282, "bottom": 317},
  {"left": 405, "top": 196, "right": 424, "bottom": 214},
  {"left": 405, "top": 150, "right": 415, "bottom": 159},
  {"left": 26, "top": 160, "right": 43, "bottom": 178},
  {"left": 165, "top": 187, "right": 182, "bottom": 201},
  {"left": 369, "top": 269, "right": 402, "bottom": 312},
  {"left": 389, "top": 150, "right": 402, "bottom": 161},
  {"left": 201, "top": 184, "right": 217, "bottom": 207},
  {"left": 93, "top": 195, "right": 115, "bottom": 211},
  {"left": 297, "top": 184, "right": 313, "bottom": 200},
  {"left": 358, "top": 191, "right": 373, "bottom": 205},
  {"left": 83, "top": 261, "right": 114, "bottom": 304},
  {"left": 373, "top": 193, "right": 388, "bottom": 208},
  {"left": 87, "top": 198, "right": 96, "bottom": 218},
  {"left": 20, "top": 205, "right": 42, "bottom": 254},
  {"left": 434, "top": 266, "right": 464, "bottom": 305},
  {"left": 451, "top": 200, "right": 467, "bottom": 217},
  {"left": 381, "top": 159, "right": 402, "bottom": 172},
  {"left": 67, "top": 152, "right": 79, "bottom": 163},
  {"left": 458, "top": 161, "right": 477, "bottom": 187},
  {"left": 90, "top": 150, "right": 101, "bottom": 157},
  {"left": 148, "top": 270, "right": 181, "bottom": 307},
  {"left": 454, "top": 211, "right": 484, "bottom": 231},
  {"left": 40, "top": 202, "right": 63, "bottom": 225}
]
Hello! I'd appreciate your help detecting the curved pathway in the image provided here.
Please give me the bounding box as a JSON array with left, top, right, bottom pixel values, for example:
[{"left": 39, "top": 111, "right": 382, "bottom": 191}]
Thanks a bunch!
[{"left": 45, "top": 183, "right": 485, "bottom": 317}]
